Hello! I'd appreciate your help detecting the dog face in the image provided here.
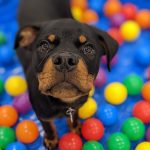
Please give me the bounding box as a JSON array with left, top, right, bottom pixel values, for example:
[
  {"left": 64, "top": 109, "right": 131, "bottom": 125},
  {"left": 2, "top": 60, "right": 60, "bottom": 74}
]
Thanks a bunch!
[{"left": 15, "top": 19, "right": 118, "bottom": 103}]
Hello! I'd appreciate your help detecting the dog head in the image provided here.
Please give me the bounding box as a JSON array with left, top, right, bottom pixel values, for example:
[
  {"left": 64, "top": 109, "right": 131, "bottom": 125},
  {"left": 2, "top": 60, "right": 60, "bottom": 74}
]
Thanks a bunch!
[{"left": 15, "top": 19, "right": 118, "bottom": 103}]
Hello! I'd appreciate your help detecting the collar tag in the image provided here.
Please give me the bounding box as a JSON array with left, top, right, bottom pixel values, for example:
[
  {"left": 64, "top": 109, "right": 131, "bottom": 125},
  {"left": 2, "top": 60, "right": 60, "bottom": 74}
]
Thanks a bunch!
[{"left": 66, "top": 107, "right": 76, "bottom": 123}]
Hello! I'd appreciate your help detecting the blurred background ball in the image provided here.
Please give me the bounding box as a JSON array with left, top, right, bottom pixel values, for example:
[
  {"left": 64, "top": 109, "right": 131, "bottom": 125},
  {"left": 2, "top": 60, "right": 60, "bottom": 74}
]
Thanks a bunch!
[
  {"left": 146, "top": 127, "right": 150, "bottom": 141},
  {"left": 142, "top": 81, "right": 150, "bottom": 102},
  {"left": 135, "top": 142, "right": 150, "bottom": 150},
  {"left": 6, "top": 142, "right": 27, "bottom": 150},
  {"left": 82, "top": 141, "right": 104, "bottom": 150}
]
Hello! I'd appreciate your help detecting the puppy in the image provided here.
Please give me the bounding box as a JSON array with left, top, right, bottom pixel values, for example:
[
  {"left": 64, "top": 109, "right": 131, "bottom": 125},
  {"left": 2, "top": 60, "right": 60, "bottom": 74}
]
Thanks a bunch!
[{"left": 15, "top": 0, "right": 118, "bottom": 149}]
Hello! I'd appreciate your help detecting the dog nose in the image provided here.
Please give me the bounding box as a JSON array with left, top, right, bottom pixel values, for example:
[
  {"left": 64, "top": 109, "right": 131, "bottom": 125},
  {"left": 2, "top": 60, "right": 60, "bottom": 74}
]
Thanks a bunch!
[{"left": 52, "top": 53, "right": 79, "bottom": 72}]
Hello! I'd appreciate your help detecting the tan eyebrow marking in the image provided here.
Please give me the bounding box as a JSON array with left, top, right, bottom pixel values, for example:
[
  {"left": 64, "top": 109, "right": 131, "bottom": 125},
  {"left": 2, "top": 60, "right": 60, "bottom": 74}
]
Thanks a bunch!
[
  {"left": 79, "top": 35, "right": 87, "bottom": 43},
  {"left": 48, "top": 34, "right": 56, "bottom": 42}
]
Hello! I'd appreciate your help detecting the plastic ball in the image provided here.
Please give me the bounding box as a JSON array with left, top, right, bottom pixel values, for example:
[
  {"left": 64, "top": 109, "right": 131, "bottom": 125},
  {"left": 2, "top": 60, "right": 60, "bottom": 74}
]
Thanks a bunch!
[
  {"left": 0, "top": 79, "right": 4, "bottom": 94},
  {"left": 122, "top": 3, "right": 137, "bottom": 20},
  {"left": 89, "top": 86, "right": 95, "bottom": 97},
  {"left": 0, "top": 105, "right": 18, "bottom": 127},
  {"left": 132, "top": 101, "right": 150, "bottom": 123},
  {"left": 6, "top": 142, "right": 27, "bottom": 150},
  {"left": 81, "top": 118, "right": 104, "bottom": 140},
  {"left": 120, "top": 21, "right": 141, "bottom": 41},
  {"left": 94, "top": 68, "right": 107, "bottom": 88},
  {"left": 16, "top": 120, "right": 39, "bottom": 144},
  {"left": 108, "top": 28, "right": 124, "bottom": 45},
  {"left": 0, "top": 127, "right": 16, "bottom": 149},
  {"left": 96, "top": 104, "right": 118, "bottom": 126},
  {"left": 104, "top": 82, "right": 127, "bottom": 105},
  {"left": 59, "top": 132, "right": 82, "bottom": 150},
  {"left": 104, "top": 0, "right": 122, "bottom": 17},
  {"left": 135, "top": 142, "right": 150, "bottom": 150},
  {"left": 78, "top": 97, "right": 97, "bottom": 119},
  {"left": 71, "top": 7, "right": 83, "bottom": 21},
  {"left": 145, "top": 67, "right": 150, "bottom": 80},
  {"left": 122, "top": 118, "right": 145, "bottom": 141},
  {"left": 107, "top": 132, "right": 130, "bottom": 150},
  {"left": 135, "top": 47, "right": 150, "bottom": 67},
  {"left": 0, "top": 46, "right": 15, "bottom": 65},
  {"left": 5, "top": 76, "right": 27, "bottom": 96},
  {"left": 110, "top": 13, "right": 125, "bottom": 27},
  {"left": 146, "top": 127, "right": 150, "bottom": 141},
  {"left": 71, "top": 0, "right": 88, "bottom": 10},
  {"left": 0, "top": 32, "right": 6, "bottom": 45},
  {"left": 123, "top": 74, "right": 144, "bottom": 95},
  {"left": 136, "top": 9, "right": 150, "bottom": 29},
  {"left": 81, "top": 9, "right": 99, "bottom": 23},
  {"left": 13, "top": 92, "right": 32, "bottom": 114},
  {"left": 82, "top": 141, "right": 104, "bottom": 150},
  {"left": 142, "top": 81, "right": 150, "bottom": 102}
]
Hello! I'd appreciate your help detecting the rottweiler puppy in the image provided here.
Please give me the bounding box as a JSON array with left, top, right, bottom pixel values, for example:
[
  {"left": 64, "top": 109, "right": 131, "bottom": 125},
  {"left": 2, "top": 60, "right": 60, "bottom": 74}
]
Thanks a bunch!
[{"left": 15, "top": 0, "right": 118, "bottom": 149}]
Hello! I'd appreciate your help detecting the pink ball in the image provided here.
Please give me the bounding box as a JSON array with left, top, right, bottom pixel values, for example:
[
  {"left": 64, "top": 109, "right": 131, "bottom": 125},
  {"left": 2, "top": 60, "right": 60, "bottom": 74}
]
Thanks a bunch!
[
  {"left": 111, "top": 13, "right": 126, "bottom": 27},
  {"left": 101, "top": 54, "right": 118, "bottom": 66},
  {"left": 13, "top": 92, "right": 32, "bottom": 114},
  {"left": 146, "top": 127, "right": 150, "bottom": 141},
  {"left": 94, "top": 68, "right": 107, "bottom": 87}
]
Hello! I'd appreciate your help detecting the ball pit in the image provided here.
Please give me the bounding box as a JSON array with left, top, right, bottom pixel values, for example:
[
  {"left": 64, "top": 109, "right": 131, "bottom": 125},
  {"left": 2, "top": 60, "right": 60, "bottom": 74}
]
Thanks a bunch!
[
  {"left": 107, "top": 132, "right": 130, "bottom": 150},
  {"left": 82, "top": 141, "right": 104, "bottom": 150},
  {"left": 59, "top": 133, "right": 82, "bottom": 150},
  {"left": 120, "top": 20, "right": 141, "bottom": 41},
  {"left": 104, "top": 82, "right": 127, "bottom": 105},
  {"left": 0, "top": 127, "right": 16, "bottom": 149},
  {"left": 1, "top": 0, "right": 150, "bottom": 149},
  {"left": 5, "top": 76, "right": 27, "bottom": 96},
  {"left": 78, "top": 97, "right": 97, "bottom": 119},
  {"left": 16, "top": 120, "right": 39, "bottom": 144},
  {"left": 122, "top": 117, "right": 145, "bottom": 141},
  {"left": 123, "top": 74, "right": 143, "bottom": 95},
  {"left": 81, "top": 118, "right": 104, "bottom": 140},
  {"left": 0, "top": 105, "right": 18, "bottom": 127}
]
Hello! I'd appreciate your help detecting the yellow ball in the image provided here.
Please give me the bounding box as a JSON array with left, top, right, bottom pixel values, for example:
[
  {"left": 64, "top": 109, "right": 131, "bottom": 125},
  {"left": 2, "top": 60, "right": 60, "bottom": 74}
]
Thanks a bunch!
[
  {"left": 120, "top": 20, "right": 141, "bottom": 41},
  {"left": 104, "top": 82, "right": 127, "bottom": 105},
  {"left": 135, "top": 142, "right": 150, "bottom": 150},
  {"left": 89, "top": 86, "right": 95, "bottom": 97},
  {"left": 5, "top": 76, "right": 27, "bottom": 96},
  {"left": 78, "top": 97, "right": 97, "bottom": 119},
  {"left": 71, "top": 7, "right": 82, "bottom": 21}
]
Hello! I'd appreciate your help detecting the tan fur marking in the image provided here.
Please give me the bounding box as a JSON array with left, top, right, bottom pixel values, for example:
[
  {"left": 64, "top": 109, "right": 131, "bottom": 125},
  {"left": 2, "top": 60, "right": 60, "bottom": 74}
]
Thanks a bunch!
[
  {"left": 48, "top": 34, "right": 56, "bottom": 43},
  {"left": 79, "top": 35, "right": 87, "bottom": 43},
  {"left": 19, "top": 27, "right": 36, "bottom": 47}
]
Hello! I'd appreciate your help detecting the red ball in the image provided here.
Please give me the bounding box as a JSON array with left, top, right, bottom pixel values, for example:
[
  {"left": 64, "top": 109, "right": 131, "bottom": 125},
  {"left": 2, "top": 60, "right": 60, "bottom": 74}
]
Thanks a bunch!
[
  {"left": 122, "top": 3, "right": 137, "bottom": 20},
  {"left": 81, "top": 118, "right": 104, "bottom": 140},
  {"left": 132, "top": 100, "right": 150, "bottom": 123},
  {"left": 59, "top": 132, "right": 82, "bottom": 150}
]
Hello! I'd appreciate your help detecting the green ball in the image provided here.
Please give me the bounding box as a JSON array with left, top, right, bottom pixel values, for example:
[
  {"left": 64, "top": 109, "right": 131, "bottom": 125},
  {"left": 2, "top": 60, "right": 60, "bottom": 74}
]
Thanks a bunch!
[
  {"left": 0, "top": 127, "right": 16, "bottom": 149},
  {"left": 0, "top": 79, "right": 4, "bottom": 94},
  {"left": 82, "top": 141, "right": 104, "bottom": 150},
  {"left": 0, "top": 32, "right": 6, "bottom": 45},
  {"left": 123, "top": 74, "right": 143, "bottom": 95},
  {"left": 122, "top": 117, "right": 145, "bottom": 141},
  {"left": 107, "top": 132, "right": 130, "bottom": 150}
]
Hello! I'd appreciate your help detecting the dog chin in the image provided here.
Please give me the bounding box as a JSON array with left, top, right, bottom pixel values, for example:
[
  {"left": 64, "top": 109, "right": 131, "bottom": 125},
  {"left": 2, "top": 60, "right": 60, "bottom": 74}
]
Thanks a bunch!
[{"left": 42, "top": 82, "right": 88, "bottom": 103}]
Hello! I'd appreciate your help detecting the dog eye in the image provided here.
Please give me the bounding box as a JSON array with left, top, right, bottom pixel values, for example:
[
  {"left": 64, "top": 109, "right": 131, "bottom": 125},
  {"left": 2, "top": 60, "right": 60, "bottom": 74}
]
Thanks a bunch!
[
  {"left": 38, "top": 40, "right": 50, "bottom": 52},
  {"left": 83, "top": 45, "right": 95, "bottom": 55}
]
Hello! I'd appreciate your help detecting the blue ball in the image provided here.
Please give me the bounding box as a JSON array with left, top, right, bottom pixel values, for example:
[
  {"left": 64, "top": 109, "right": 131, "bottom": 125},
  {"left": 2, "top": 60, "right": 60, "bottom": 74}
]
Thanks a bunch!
[
  {"left": 96, "top": 104, "right": 118, "bottom": 126},
  {"left": 0, "top": 46, "right": 15, "bottom": 66},
  {"left": 6, "top": 142, "right": 27, "bottom": 150},
  {"left": 135, "top": 46, "right": 150, "bottom": 67}
]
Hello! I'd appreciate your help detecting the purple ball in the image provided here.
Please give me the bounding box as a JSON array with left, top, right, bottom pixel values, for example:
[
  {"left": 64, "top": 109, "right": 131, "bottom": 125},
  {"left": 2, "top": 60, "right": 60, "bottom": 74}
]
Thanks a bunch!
[
  {"left": 13, "top": 92, "right": 32, "bottom": 114},
  {"left": 101, "top": 54, "right": 118, "bottom": 66},
  {"left": 111, "top": 13, "right": 125, "bottom": 27},
  {"left": 146, "top": 127, "right": 150, "bottom": 141},
  {"left": 94, "top": 68, "right": 107, "bottom": 87}
]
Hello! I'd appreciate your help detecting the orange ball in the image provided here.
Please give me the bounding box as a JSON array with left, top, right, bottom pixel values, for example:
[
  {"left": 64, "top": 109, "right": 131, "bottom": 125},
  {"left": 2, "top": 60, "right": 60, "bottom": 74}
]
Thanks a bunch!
[
  {"left": 81, "top": 9, "right": 99, "bottom": 23},
  {"left": 0, "top": 105, "right": 18, "bottom": 127},
  {"left": 16, "top": 120, "right": 39, "bottom": 144},
  {"left": 142, "top": 81, "right": 150, "bottom": 102},
  {"left": 71, "top": 0, "right": 88, "bottom": 10},
  {"left": 104, "top": 0, "right": 122, "bottom": 17},
  {"left": 108, "top": 28, "right": 124, "bottom": 45},
  {"left": 136, "top": 9, "right": 150, "bottom": 29}
]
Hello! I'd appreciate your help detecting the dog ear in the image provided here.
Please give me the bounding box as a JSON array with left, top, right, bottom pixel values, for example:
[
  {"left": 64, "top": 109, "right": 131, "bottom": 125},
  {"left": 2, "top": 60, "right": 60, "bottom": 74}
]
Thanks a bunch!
[
  {"left": 88, "top": 25, "right": 119, "bottom": 71},
  {"left": 14, "top": 25, "right": 40, "bottom": 49}
]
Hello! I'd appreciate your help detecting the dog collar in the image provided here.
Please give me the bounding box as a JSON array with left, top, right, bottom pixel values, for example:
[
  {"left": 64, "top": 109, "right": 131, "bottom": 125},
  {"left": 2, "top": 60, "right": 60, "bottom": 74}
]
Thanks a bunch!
[{"left": 66, "top": 107, "right": 76, "bottom": 123}]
